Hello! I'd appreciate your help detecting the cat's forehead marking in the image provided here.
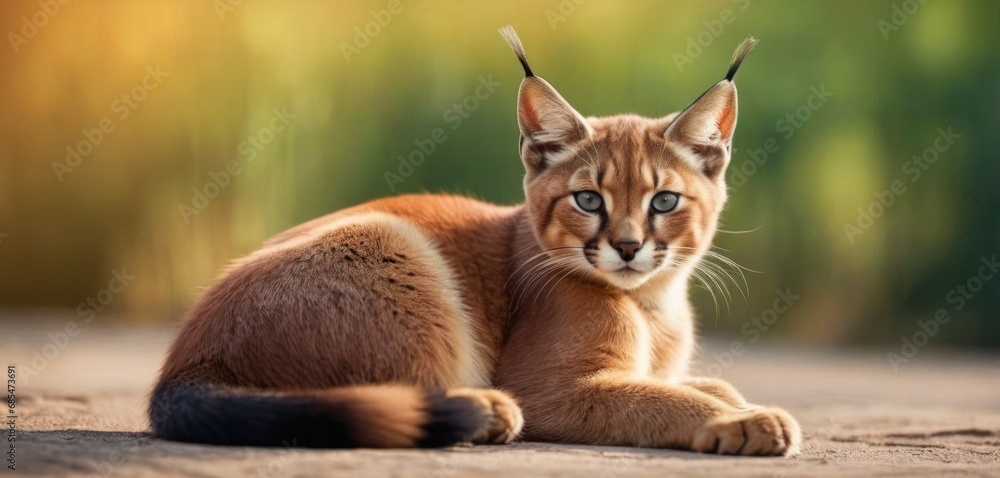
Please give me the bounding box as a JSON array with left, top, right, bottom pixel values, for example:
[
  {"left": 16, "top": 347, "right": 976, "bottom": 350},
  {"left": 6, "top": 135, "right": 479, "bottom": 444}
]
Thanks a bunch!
[
  {"left": 566, "top": 118, "right": 697, "bottom": 214},
  {"left": 568, "top": 165, "right": 598, "bottom": 190}
]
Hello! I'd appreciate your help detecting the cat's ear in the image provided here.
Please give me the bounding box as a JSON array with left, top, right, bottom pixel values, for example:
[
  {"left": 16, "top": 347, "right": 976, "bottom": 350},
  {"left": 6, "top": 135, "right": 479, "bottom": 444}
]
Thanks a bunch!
[
  {"left": 499, "top": 26, "right": 591, "bottom": 173},
  {"left": 665, "top": 36, "right": 757, "bottom": 178}
]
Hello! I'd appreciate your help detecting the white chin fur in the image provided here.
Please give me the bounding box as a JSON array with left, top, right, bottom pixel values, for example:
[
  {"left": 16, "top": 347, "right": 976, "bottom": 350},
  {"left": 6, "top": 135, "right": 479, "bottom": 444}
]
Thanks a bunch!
[
  {"left": 591, "top": 243, "right": 661, "bottom": 290},
  {"left": 601, "top": 269, "right": 654, "bottom": 290}
]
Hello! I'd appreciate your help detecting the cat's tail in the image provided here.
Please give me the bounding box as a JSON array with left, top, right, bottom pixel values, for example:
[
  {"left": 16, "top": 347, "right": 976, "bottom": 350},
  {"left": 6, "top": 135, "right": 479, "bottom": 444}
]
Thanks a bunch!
[{"left": 148, "top": 380, "right": 487, "bottom": 448}]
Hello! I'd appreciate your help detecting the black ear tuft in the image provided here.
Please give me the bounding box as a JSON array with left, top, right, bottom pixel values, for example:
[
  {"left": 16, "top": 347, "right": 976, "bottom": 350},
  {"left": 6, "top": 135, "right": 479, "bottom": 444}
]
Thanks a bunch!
[
  {"left": 499, "top": 25, "right": 534, "bottom": 77},
  {"left": 725, "top": 36, "right": 758, "bottom": 81}
]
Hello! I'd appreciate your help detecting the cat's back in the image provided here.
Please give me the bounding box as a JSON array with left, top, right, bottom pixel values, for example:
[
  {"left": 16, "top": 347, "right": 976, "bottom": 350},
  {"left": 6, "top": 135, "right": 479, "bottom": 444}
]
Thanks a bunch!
[
  {"left": 264, "top": 193, "right": 522, "bottom": 250},
  {"left": 258, "top": 193, "right": 524, "bottom": 350}
]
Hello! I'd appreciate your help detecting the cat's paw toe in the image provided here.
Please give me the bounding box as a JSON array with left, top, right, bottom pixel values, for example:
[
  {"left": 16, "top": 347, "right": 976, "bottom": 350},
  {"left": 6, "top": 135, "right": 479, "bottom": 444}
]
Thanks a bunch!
[
  {"left": 693, "top": 407, "right": 801, "bottom": 456},
  {"left": 448, "top": 389, "right": 523, "bottom": 444}
]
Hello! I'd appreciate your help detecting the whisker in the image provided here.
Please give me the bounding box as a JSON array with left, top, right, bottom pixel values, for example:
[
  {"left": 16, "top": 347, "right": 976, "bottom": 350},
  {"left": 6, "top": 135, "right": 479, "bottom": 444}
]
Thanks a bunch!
[
  {"left": 671, "top": 245, "right": 752, "bottom": 307},
  {"left": 699, "top": 259, "right": 748, "bottom": 304},
  {"left": 696, "top": 263, "right": 732, "bottom": 319},
  {"left": 505, "top": 246, "right": 585, "bottom": 290},
  {"left": 542, "top": 258, "right": 588, "bottom": 303},
  {"left": 509, "top": 258, "right": 562, "bottom": 312},
  {"left": 509, "top": 255, "right": 580, "bottom": 315},
  {"left": 703, "top": 254, "right": 752, "bottom": 300},
  {"left": 514, "top": 260, "right": 578, "bottom": 314},
  {"left": 688, "top": 267, "right": 720, "bottom": 323},
  {"left": 579, "top": 138, "right": 600, "bottom": 170},
  {"left": 703, "top": 249, "right": 762, "bottom": 274},
  {"left": 715, "top": 225, "right": 763, "bottom": 234}
]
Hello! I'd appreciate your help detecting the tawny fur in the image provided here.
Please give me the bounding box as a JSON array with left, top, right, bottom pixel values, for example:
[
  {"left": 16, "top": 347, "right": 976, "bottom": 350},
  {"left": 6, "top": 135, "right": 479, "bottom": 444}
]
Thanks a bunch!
[{"left": 150, "top": 29, "right": 800, "bottom": 455}]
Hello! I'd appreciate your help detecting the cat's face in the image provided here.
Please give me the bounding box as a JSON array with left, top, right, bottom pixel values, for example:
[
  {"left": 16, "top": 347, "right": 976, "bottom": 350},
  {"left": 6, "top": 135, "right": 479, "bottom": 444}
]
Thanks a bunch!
[
  {"left": 523, "top": 113, "right": 728, "bottom": 290},
  {"left": 504, "top": 30, "right": 755, "bottom": 290}
]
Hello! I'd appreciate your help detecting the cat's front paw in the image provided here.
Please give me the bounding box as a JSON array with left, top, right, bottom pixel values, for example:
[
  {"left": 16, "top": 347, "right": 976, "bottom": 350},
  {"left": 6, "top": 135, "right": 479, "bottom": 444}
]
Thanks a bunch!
[{"left": 692, "top": 407, "right": 801, "bottom": 456}]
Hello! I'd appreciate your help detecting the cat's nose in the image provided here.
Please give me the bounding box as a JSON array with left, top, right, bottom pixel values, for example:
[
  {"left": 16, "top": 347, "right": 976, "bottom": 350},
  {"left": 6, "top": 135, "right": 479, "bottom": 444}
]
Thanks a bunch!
[{"left": 612, "top": 239, "right": 641, "bottom": 262}]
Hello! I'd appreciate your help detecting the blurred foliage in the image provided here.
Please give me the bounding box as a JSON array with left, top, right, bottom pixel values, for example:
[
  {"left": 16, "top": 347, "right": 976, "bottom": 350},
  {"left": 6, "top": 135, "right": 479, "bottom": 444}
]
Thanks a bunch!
[{"left": 0, "top": 0, "right": 997, "bottom": 347}]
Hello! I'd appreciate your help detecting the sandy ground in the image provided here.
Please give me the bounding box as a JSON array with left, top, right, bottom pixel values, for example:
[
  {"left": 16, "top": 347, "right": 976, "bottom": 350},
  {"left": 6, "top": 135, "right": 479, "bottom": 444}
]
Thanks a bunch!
[{"left": 3, "top": 322, "right": 999, "bottom": 477}]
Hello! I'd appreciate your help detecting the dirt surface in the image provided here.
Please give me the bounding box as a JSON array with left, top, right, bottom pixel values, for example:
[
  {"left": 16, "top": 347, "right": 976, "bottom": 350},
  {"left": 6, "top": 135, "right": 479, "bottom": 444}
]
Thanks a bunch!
[{"left": 3, "top": 322, "right": 999, "bottom": 477}]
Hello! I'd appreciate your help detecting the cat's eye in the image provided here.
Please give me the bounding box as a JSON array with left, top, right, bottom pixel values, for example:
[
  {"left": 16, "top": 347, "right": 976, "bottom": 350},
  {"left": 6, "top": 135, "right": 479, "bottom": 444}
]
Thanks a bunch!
[
  {"left": 650, "top": 191, "right": 680, "bottom": 213},
  {"left": 573, "top": 190, "right": 603, "bottom": 212}
]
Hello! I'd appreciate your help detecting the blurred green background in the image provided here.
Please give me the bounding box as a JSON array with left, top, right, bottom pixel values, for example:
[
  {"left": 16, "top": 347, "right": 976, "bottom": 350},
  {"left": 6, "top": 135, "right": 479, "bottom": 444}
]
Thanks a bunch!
[{"left": 1, "top": 0, "right": 997, "bottom": 347}]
